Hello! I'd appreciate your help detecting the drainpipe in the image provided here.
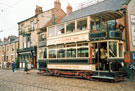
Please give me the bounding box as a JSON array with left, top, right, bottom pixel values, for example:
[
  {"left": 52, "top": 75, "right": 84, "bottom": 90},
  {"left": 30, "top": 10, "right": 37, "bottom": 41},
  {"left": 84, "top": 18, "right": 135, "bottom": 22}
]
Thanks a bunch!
[{"left": 123, "top": 8, "right": 128, "bottom": 52}]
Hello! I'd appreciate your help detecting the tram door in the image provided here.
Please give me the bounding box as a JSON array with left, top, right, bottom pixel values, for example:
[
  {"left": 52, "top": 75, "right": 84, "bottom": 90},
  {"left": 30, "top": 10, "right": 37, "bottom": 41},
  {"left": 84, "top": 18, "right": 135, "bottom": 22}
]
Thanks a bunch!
[{"left": 91, "top": 42, "right": 108, "bottom": 71}]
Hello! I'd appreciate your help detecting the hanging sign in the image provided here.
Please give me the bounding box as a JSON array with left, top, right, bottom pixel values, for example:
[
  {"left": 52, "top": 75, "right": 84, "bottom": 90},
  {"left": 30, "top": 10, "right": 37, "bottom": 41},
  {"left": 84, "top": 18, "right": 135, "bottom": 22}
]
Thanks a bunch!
[{"left": 130, "top": 15, "right": 135, "bottom": 46}]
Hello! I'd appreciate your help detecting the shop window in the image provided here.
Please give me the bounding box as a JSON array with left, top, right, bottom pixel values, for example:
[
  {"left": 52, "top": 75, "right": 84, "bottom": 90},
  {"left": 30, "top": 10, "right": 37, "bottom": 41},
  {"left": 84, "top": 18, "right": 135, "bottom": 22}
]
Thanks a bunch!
[
  {"left": 57, "top": 24, "right": 64, "bottom": 35},
  {"left": 66, "top": 22, "right": 75, "bottom": 33},
  {"left": 119, "top": 43, "right": 123, "bottom": 57},
  {"left": 49, "top": 50, "right": 56, "bottom": 58},
  {"left": 107, "top": 20, "right": 116, "bottom": 31},
  {"left": 48, "top": 26, "right": 55, "bottom": 37},
  {"left": 57, "top": 49, "right": 65, "bottom": 58},
  {"left": 77, "top": 48, "right": 88, "bottom": 57},
  {"left": 67, "top": 49, "right": 76, "bottom": 58},
  {"left": 109, "top": 42, "right": 117, "bottom": 57},
  {"left": 77, "top": 19, "right": 87, "bottom": 31},
  {"left": 90, "top": 21, "right": 94, "bottom": 30}
]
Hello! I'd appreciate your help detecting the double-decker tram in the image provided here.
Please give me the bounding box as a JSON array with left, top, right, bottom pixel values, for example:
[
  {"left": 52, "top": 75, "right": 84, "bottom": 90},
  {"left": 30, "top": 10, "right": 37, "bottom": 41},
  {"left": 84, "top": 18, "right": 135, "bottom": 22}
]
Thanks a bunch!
[{"left": 38, "top": 11, "right": 126, "bottom": 82}]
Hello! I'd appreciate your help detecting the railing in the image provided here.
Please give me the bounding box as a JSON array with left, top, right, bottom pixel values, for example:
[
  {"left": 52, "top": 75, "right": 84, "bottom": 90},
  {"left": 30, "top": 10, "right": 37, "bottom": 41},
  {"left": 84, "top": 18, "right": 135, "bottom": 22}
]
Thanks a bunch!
[{"left": 89, "top": 30, "right": 123, "bottom": 40}]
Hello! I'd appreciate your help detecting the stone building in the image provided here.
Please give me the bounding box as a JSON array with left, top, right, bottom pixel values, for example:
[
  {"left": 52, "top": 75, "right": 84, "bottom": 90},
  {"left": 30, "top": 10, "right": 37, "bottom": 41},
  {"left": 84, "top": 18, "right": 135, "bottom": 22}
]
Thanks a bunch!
[
  {"left": 17, "top": 0, "right": 65, "bottom": 69},
  {"left": 0, "top": 36, "right": 18, "bottom": 68}
]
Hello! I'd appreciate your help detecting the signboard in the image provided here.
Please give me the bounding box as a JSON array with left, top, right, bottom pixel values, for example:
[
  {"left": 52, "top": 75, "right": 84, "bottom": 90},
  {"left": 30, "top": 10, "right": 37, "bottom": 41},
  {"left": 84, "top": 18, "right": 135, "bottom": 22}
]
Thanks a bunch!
[
  {"left": 47, "top": 33, "right": 88, "bottom": 45},
  {"left": 48, "top": 64, "right": 96, "bottom": 71},
  {"left": 133, "top": 53, "right": 135, "bottom": 60},
  {"left": 124, "top": 52, "right": 130, "bottom": 63},
  {"left": 130, "top": 15, "right": 135, "bottom": 46}
]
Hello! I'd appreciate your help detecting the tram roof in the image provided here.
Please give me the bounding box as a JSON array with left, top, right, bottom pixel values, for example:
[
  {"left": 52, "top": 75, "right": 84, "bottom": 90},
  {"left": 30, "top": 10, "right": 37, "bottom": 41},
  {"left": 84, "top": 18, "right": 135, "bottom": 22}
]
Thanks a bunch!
[{"left": 60, "top": 0, "right": 126, "bottom": 23}]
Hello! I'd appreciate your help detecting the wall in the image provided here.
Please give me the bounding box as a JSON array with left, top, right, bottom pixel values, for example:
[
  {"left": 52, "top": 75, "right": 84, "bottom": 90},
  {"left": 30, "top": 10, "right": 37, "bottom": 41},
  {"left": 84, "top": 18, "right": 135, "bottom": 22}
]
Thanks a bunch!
[{"left": 127, "top": 0, "right": 135, "bottom": 52}]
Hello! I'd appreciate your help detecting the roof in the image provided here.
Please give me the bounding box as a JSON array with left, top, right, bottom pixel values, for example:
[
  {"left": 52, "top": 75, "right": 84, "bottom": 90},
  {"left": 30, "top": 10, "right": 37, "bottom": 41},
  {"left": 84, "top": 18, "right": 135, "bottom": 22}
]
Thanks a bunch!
[
  {"left": 0, "top": 38, "right": 18, "bottom": 46},
  {"left": 60, "top": 0, "right": 127, "bottom": 23},
  {"left": 18, "top": 8, "right": 53, "bottom": 24}
]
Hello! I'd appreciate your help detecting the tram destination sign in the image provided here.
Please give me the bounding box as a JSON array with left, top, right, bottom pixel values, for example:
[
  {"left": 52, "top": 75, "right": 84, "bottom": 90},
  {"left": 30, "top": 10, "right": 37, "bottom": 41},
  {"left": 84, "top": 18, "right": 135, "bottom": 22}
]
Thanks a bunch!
[{"left": 47, "top": 33, "right": 88, "bottom": 45}]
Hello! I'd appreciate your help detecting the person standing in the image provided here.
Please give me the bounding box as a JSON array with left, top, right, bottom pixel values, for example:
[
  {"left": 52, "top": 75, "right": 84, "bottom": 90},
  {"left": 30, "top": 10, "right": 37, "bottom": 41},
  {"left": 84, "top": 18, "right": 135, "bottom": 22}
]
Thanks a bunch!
[{"left": 11, "top": 61, "right": 16, "bottom": 72}]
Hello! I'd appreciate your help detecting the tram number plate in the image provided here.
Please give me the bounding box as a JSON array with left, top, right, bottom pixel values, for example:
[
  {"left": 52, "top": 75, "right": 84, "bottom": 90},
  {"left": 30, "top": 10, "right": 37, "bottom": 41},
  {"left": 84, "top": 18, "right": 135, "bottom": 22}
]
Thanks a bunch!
[{"left": 130, "top": 64, "right": 135, "bottom": 70}]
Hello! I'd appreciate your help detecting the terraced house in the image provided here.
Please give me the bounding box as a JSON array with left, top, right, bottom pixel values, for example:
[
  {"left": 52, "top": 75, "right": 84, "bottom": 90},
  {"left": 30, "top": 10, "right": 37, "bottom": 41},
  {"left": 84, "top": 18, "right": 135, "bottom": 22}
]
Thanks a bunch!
[
  {"left": 17, "top": 0, "right": 65, "bottom": 69},
  {"left": 0, "top": 36, "right": 18, "bottom": 69}
]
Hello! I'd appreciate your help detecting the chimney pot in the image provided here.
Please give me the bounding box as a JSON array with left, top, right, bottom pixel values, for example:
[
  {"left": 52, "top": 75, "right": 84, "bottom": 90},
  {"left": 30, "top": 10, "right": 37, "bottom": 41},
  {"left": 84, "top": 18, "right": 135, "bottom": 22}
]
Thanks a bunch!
[{"left": 66, "top": 4, "right": 72, "bottom": 15}]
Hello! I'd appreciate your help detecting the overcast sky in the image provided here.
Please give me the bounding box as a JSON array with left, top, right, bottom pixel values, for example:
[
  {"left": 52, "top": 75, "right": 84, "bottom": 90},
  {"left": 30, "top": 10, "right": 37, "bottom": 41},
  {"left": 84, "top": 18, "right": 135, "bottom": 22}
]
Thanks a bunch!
[{"left": 0, "top": 0, "right": 94, "bottom": 40}]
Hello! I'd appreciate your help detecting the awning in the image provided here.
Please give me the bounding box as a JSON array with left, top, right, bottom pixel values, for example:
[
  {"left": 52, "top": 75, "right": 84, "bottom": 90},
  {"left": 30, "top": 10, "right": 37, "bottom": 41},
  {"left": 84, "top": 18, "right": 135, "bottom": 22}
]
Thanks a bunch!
[{"left": 91, "top": 11, "right": 123, "bottom": 21}]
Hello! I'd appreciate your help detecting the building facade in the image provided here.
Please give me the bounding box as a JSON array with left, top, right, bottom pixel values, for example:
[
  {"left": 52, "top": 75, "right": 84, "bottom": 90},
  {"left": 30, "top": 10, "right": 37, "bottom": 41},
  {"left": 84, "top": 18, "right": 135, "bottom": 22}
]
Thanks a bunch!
[
  {"left": 17, "top": 0, "right": 65, "bottom": 69},
  {"left": 0, "top": 36, "right": 18, "bottom": 68}
]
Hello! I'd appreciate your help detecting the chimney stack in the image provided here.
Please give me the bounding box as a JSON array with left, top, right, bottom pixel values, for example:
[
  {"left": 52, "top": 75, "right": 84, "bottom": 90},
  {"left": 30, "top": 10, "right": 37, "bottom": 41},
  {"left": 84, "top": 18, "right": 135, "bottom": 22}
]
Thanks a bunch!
[
  {"left": 35, "top": 5, "right": 43, "bottom": 15},
  {"left": 66, "top": 4, "right": 72, "bottom": 15},
  {"left": 54, "top": 0, "right": 61, "bottom": 9}
]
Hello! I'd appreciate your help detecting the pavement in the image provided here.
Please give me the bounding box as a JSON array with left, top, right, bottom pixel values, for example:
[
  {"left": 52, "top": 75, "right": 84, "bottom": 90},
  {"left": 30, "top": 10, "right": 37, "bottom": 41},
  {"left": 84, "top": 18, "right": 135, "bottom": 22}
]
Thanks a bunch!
[{"left": 0, "top": 69, "right": 135, "bottom": 91}]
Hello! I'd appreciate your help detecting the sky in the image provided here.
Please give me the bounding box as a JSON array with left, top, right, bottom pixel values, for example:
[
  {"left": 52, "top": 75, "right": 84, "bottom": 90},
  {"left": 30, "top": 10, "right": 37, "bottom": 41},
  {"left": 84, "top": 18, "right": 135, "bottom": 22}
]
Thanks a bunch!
[{"left": 0, "top": 0, "right": 93, "bottom": 40}]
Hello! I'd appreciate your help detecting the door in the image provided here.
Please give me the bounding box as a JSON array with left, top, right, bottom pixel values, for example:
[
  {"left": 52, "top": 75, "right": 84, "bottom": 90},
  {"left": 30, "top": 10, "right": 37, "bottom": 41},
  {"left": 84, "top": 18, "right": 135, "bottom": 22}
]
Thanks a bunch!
[{"left": 33, "top": 56, "right": 36, "bottom": 68}]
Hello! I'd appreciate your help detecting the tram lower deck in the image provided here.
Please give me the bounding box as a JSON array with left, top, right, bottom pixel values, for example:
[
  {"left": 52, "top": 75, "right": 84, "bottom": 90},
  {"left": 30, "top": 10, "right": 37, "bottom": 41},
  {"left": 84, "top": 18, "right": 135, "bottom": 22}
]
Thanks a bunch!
[{"left": 38, "top": 40, "right": 126, "bottom": 82}]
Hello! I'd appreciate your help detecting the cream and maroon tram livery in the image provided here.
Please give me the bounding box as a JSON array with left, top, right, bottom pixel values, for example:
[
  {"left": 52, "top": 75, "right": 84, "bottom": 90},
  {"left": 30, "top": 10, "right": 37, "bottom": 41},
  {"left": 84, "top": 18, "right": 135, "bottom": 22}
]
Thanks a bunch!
[{"left": 38, "top": 11, "right": 126, "bottom": 81}]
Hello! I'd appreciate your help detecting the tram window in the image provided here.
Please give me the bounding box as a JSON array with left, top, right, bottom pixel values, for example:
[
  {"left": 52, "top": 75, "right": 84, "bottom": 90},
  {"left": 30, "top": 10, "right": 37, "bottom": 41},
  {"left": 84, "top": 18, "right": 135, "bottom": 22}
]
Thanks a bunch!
[
  {"left": 49, "top": 50, "right": 56, "bottom": 58},
  {"left": 107, "top": 20, "right": 116, "bottom": 31},
  {"left": 77, "top": 19, "right": 87, "bottom": 31},
  {"left": 57, "top": 49, "right": 65, "bottom": 58},
  {"left": 90, "top": 21, "right": 94, "bottom": 30},
  {"left": 77, "top": 48, "right": 88, "bottom": 57},
  {"left": 96, "top": 21, "right": 100, "bottom": 31},
  {"left": 48, "top": 26, "right": 56, "bottom": 37},
  {"left": 66, "top": 22, "right": 75, "bottom": 33},
  {"left": 67, "top": 49, "right": 76, "bottom": 58},
  {"left": 67, "top": 44, "right": 76, "bottom": 47},
  {"left": 119, "top": 43, "right": 123, "bottom": 57},
  {"left": 57, "top": 45, "right": 65, "bottom": 48},
  {"left": 57, "top": 24, "right": 64, "bottom": 35},
  {"left": 109, "top": 42, "right": 117, "bottom": 57},
  {"left": 77, "top": 43, "right": 88, "bottom": 46}
]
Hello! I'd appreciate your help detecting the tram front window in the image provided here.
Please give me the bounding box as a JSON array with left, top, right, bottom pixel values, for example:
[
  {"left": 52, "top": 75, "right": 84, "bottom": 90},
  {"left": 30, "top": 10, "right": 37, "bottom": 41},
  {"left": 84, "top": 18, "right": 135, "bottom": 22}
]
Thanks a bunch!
[{"left": 109, "top": 42, "right": 117, "bottom": 57}]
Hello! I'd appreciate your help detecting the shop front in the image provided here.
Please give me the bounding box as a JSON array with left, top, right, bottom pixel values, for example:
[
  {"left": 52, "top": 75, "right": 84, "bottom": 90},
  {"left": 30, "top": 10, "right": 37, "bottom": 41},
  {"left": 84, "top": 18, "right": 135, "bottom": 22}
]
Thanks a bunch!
[{"left": 17, "top": 46, "right": 37, "bottom": 69}]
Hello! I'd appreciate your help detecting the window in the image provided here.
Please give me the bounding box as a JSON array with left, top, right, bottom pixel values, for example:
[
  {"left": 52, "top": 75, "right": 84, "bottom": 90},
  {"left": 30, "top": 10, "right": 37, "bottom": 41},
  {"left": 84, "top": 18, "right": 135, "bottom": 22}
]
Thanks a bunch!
[
  {"left": 109, "top": 42, "right": 117, "bottom": 57},
  {"left": 21, "top": 24, "right": 24, "bottom": 33},
  {"left": 12, "top": 44, "right": 15, "bottom": 51},
  {"left": 66, "top": 22, "right": 75, "bottom": 33},
  {"left": 107, "top": 20, "right": 116, "bottom": 31},
  {"left": 119, "top": 43, "right": 123, "bottom": 57},
  {"left": 90, "top": 21, "right": 94, "bottom": 30},
  {"left": 43, "top": 48, "right": 47, "bottom": 58},
  {"left": 30, "top": 21, "right": 34, "bottom": 30},
  {"left": 48, "top": 26, "right": 55, "bottom": 37},
  {"left": 49, "top": 50, "right": 56, "bottom": 58},
  {"left": 77, "top": 43, "right": 88, "bottom": 46},
  {"left": 57, "top": 49, "right": 65, "bottom": 58},
  {"left": 77, "top": 48, "right": 88, "bottom": 57},
  {"left": 77, "top": 19, "right": 87, "bottom": 31},
  {"left": 96, "top": 21, "right": 100, "bottom": 31},
  {"left": 57, "top": 24, "right": 64, "bottom": 35},
  {"left": 67, "top": 49, "right": 76, "bottom": 58},
  {"left": 11, "top": 55, "right": 14, "bottom": 61}
]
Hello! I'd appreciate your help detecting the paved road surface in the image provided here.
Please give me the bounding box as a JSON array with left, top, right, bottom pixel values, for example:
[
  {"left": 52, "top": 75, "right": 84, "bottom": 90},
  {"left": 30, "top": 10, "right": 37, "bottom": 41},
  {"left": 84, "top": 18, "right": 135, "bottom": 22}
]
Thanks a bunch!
[{"left": 0, "top": 69, "right": 135, "bottom": 91}]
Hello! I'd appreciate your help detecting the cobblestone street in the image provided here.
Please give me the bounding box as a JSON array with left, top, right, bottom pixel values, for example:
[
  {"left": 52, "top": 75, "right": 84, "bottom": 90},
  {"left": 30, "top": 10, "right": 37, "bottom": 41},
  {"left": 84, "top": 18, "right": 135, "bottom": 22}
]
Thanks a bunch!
[{"left": 0, "top": 69, "right": 135, "bottom": 91}]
